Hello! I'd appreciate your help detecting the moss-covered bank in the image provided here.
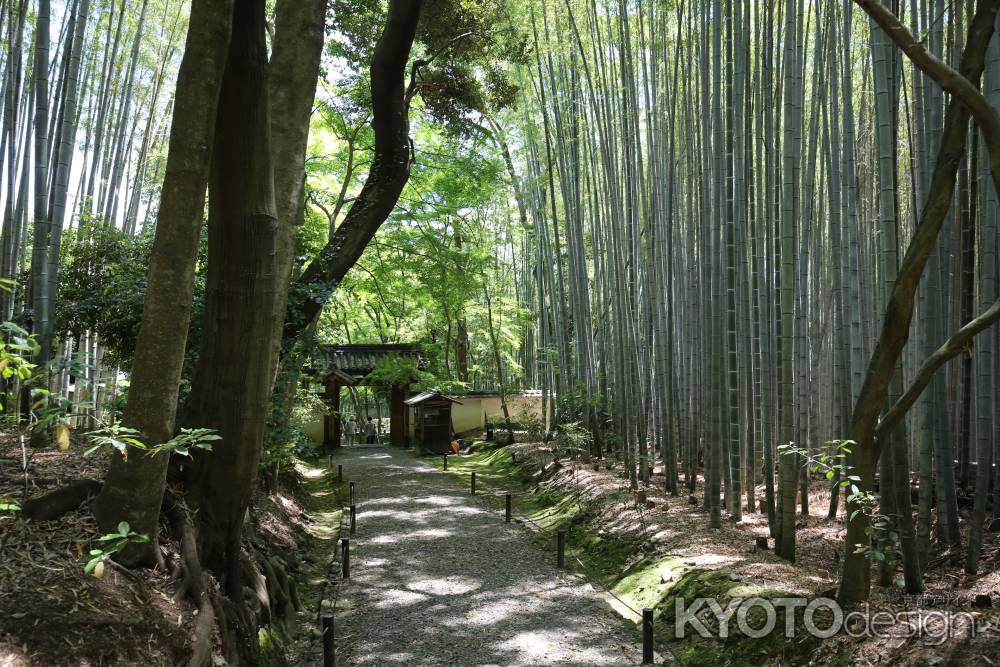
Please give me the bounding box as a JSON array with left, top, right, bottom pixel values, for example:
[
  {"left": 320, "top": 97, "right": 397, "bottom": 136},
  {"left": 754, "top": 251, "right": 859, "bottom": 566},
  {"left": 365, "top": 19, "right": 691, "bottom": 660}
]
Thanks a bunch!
[{"left": 428, "top": 442, "right": 855, "bottom": 666}]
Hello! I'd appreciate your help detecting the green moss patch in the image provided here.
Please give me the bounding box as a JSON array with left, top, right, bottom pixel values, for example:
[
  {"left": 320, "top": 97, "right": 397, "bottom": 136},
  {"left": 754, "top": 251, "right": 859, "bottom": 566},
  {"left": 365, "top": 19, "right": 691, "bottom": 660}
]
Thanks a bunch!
[
  {"left": 427, "top": 447, "right": 854, "bottom": 666},
  {"left": 654, "top": 568, "right": 843, "bottom": 666},
  {"left": 610, "top": 555, "right": 695, "bottom": 612},
  {"left": 428, "top": 443, "right": 534, "bottom": 488}
]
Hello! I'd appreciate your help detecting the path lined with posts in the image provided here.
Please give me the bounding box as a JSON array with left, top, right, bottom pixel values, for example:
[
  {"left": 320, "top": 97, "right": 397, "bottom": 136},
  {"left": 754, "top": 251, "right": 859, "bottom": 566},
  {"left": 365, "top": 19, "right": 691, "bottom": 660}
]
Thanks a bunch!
[{"left": 330, "top": 446, "right": 644, "bottom": 666}]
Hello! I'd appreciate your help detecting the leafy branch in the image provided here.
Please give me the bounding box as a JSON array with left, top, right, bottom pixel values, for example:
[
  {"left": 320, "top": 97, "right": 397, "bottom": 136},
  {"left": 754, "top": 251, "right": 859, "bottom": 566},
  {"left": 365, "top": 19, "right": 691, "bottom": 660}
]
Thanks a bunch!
[
  {"left": 84, "top": 424, "right": 220, "bottom": 461},
  {"left": 779, "top": 440, "right": 899, "bottom": 565}
]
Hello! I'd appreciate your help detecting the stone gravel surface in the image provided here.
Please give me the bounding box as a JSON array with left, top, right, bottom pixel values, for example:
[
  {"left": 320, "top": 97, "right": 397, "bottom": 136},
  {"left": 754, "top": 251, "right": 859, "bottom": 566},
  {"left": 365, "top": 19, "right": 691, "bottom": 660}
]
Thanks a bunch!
[{"left": 332, "top": 446, "right": 643, "bottom": 666}]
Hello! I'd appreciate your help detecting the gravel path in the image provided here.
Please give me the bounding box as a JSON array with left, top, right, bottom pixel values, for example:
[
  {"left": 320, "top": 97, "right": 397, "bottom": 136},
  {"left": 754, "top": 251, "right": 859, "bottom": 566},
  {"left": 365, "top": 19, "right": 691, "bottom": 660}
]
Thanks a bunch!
[{"left": 333, "top": 446, "right": 644, "bottom": 667}]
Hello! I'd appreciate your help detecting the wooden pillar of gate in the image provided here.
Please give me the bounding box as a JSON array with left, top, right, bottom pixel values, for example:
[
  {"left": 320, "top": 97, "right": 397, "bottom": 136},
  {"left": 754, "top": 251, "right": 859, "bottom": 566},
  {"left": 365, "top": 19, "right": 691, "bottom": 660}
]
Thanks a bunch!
[
  {"left": 324, "top": 380, "right": 342, "bottom": 451},
  {"left": 390, "top": 383, "right": 408, "bottom": 447},
  {"left": 403, "top": 384, "right": 410, "bottom": 445}
]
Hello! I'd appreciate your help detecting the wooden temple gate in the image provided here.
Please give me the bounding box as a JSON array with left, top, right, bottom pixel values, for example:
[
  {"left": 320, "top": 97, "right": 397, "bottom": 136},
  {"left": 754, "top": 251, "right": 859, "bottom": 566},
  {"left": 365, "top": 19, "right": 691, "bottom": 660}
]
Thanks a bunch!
[{"left": 318, "top": 344, "right": 423, "bottom": 450}]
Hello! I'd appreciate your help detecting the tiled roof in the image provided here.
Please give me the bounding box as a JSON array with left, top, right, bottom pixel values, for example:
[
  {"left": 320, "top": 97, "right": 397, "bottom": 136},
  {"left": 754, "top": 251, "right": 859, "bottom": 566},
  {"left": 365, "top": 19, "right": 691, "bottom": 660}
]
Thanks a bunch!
[{"left": 318, "top": 344, "right": 425, "bottom": 382}]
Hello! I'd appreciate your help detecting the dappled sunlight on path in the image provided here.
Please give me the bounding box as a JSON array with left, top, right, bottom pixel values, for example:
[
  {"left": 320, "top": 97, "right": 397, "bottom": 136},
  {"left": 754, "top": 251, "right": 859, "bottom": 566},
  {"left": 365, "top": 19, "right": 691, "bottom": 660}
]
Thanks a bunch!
[{"left": 334, "top": 447, "right": 642, "bottom": 666}]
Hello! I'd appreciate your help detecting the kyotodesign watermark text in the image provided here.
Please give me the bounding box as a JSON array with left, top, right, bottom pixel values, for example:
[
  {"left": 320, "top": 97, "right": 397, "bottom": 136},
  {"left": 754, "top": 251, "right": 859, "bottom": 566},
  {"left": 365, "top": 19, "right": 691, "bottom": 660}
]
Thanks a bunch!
[{"left": 673, "top": 597, "right": 985, "bottom": 645}]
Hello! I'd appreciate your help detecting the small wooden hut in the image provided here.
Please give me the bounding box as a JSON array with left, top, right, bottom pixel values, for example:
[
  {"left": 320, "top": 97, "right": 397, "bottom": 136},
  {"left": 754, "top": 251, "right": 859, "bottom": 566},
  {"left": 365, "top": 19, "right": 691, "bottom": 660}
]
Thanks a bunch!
[{"left": 405, "top": 391, "right": 461, "bottom": 454}]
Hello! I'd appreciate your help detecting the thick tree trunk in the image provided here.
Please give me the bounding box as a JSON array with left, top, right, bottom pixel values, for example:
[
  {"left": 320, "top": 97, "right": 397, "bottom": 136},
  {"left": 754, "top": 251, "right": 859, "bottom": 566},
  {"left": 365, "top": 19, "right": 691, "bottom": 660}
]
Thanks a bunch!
[
  {"left": 181, "top": 0, "right": 277, "bottom": 600},
  {"left": 267, "top": 0, "right": 327, "bottom": 376},
  {"left": 776, "top": 0, "right": 800, "bottom": 562},
  {"left": 92, "top": 0, "right": 234, "bottom": 565}
]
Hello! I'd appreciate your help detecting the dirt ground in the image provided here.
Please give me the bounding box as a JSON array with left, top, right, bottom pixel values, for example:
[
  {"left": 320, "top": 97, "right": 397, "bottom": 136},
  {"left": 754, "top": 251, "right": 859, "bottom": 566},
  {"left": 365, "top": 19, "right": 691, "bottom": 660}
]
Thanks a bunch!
[
  {"left": 0, "top": 431, "right": 316, "bottom": 666},
  {"left": 2, "top": 430, "right": 999, "bottom": 666}
]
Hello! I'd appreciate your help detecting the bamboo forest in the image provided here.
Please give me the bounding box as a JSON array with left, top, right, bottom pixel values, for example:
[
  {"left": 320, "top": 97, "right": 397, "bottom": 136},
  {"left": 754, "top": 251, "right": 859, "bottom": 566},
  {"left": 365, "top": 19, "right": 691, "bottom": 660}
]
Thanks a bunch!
[{"left": 2, "top": 0, "right": 1000, "bottom": 664}]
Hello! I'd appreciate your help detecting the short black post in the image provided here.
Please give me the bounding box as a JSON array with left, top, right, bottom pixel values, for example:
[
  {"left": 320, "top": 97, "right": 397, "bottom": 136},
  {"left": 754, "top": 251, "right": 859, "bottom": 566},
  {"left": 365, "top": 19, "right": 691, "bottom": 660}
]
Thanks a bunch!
[
  {"left": 557, "top": 530, "right": 566, "bottom": 568},
  {"left": 327, "top": 455, "right": 333, "bottom": 470},
  {"left": 349, "top": 504, "right": 356, "bottom": 535},
  {"left": 322, "top": 613, "right": 336, "bottom": 667},
  {"left": 470, "top": 471, "right": 476, "bottom": 495},
  {"left": 505, "top": 493, "right": 512, "bottom": 523},
  {"left": 349, "top": 481, "right": 355, "bottom": 505},
  {"left": 443, "top": 453, "right": 448, "bottom": 470},
  {"left": 642, "top": 608, "right": 654, "bottom": 664},
  {"left": 337, "top": 464, "right": 343, "bottom": 483},
  {"left": 341, "top": 538, "right": 350, "bottom": 579}
]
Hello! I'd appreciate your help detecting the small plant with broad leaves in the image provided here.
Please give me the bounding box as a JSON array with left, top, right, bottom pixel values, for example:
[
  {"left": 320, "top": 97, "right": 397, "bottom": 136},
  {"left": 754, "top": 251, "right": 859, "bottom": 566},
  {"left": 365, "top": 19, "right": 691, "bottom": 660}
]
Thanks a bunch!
[
  {"left": 84, "top": 424, "right": 220, "bottom": 461},
  {"left": 518, "top": 413, "right": 545, "bottom": 442},
  {"left": 0, "top": 320, "right": 39, "bottom": 424},
  {"left": 0, "top": 318, "right": 92, "bottom": 443},
  {"left": 779, "top": 440, "right": 898, "bottom": 569},
  {"left": 83, "top": 423, "right": 146, "bottom": 459},
  {"left": 29, "top": 389, "right": 92, "bottom": 435},
  {"left": 0, "top": 496, "right": 19, "bottom": 519},
  {"left": 84, "top": 521, "right": 149, "bottom": 577},
  {"left": 555, "top": 420, "right": 592, "bottom": 458},
  {"left": 0, "top": 321, "right": 38, "bottom": 387}
]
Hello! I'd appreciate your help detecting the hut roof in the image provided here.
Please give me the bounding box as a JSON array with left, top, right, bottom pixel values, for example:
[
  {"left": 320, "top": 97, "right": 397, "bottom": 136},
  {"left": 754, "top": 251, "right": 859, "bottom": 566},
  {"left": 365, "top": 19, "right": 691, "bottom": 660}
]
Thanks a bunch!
[{"left": 404, "top": 391, "right": 462, "bottom": 407}]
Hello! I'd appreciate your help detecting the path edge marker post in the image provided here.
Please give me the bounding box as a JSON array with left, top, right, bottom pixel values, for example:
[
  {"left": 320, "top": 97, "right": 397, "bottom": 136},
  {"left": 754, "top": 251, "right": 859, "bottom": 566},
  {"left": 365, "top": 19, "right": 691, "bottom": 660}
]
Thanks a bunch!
[
  {"left": 322, "top": 613, "right": 336, "bottom": 667},
  {"left": 557, "top": 529, "right": 566, "bottom": 568},
  {"left": 350, "top": 504, "right": 356, "bottom": 534},
  {"left": 471, "top": 471, "right": 476, "bottom": 495},
  {"left": 505, "top": 493, "right": 512, "bottom": 523},
  {"left": 342, "top": 538, "right": 350, "bottom": 579},
  {"left": 642, "top": 607, "right": 654, "bottom": 664},
  {"left": 338, "top": 464, "right": 343, "bottom": 484}
]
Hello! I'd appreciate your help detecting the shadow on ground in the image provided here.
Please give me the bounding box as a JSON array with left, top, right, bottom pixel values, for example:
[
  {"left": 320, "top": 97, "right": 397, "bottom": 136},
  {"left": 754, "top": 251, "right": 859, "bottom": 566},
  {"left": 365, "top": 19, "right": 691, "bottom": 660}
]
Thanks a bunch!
[{"left": 333, "top": 446, "right": 641, "bottom": 666}]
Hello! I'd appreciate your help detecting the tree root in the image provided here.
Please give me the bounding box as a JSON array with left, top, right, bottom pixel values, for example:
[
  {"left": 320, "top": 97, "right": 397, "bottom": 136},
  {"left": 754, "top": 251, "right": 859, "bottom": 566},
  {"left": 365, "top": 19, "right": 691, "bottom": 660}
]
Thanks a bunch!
[
  {"left": 241, "top": 551, "right": 270, "bottom": 628},
  {"left": 250, "top": 547, "right": 301, "bottom": 630},
  {"left": 166, "top": 500, "right": 219, "bottom": 667},
  {"left": 273, "top": 553, "right": 303, "bottom": 614},
  {"left": 21, "top": 479, "right": 102, "bottom": 520},
  {"left": 188, "top": 590, "right": 217, "bottom": 667},
  {"left": 164, "top": 496, "right": 306, "bottom": 666}
]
